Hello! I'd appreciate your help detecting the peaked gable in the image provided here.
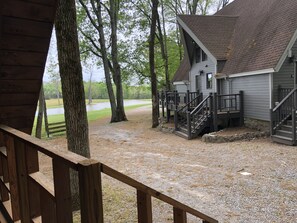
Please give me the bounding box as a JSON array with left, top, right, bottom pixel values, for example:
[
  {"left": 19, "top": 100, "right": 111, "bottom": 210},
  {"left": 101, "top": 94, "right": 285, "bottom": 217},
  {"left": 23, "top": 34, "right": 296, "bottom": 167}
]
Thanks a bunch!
[{"left": 176, "top": 0, "right": 297, "bottom": 77}]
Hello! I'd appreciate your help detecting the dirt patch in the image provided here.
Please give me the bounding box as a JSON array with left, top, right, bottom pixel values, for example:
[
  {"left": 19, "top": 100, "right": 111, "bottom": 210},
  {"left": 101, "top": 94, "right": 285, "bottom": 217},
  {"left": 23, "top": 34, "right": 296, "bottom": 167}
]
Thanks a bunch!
[{"left": 43, "top": 106, "right": 297, "bottom": 223}]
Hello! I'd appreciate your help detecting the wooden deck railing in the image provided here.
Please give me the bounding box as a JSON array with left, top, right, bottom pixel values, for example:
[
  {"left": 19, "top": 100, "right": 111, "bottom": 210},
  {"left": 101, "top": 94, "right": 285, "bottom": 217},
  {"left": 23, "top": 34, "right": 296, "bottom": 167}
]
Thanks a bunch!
[{"left": 0, "top": 125, "right": 218, "bottom": 223}]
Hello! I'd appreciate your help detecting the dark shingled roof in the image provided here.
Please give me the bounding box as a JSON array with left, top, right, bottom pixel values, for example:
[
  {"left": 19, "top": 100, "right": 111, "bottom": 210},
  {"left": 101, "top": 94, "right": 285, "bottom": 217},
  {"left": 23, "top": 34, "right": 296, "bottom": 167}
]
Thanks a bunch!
[
  {"left": 172, "top": 57, "right": 190, "bottom": 82},
  {"left": 178, "top": 15, "right": 238, "bottom": 60},
  {"left": 174, "top": 0, "right": 297, "bottom": 79}
]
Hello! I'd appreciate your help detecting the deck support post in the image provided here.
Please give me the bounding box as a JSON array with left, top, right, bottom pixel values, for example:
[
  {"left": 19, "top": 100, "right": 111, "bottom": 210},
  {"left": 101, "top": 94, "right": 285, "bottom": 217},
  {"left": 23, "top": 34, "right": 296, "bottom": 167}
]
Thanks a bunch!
[
  {"left": 292, "top": 108, "right": 296, "bottom": 145},
  {"left": 161, "top": 91, "right": 165, "bottom": 118},
  {"left": 166, "top": 92, "right": 170, "bottom": 123},
  {"left": 186, "top": 90, "right": 190, "bottom": 110},
  {"left": 174, "top": 110, "right": 178, "bottom": 131},
  {"left": 213, "top": 93, "right": 218, "bottom": 132},
  {"left": 187, "top": 112, "right": 191, "bottom": 139},
  {"left": 239, "top": 91, "right": 244, "bottom": 126}
]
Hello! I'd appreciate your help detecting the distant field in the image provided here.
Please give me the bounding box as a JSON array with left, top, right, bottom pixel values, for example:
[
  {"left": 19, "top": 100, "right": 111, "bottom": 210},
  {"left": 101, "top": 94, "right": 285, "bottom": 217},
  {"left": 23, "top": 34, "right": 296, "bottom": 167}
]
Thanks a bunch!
[{"left": 33, "top": 103, "right": 150, "bottom": 138}]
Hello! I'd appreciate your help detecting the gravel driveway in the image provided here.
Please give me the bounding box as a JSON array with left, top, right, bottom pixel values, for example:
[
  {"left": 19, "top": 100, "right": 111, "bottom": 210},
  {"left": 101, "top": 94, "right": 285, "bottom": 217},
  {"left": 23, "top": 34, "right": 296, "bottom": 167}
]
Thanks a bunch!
[{"left": 46, "top": 106, "right": 297, "bottom": 223}]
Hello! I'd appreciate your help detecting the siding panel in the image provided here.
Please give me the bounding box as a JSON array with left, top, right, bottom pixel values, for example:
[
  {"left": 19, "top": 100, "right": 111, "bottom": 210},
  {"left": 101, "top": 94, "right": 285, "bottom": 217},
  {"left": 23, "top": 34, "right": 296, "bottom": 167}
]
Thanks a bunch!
[
  {"left": 221, "top": 74, "right": 270, "bottom": 121},
  {"left": 273, "top": 39, "right": 297, "bottom": 102}
]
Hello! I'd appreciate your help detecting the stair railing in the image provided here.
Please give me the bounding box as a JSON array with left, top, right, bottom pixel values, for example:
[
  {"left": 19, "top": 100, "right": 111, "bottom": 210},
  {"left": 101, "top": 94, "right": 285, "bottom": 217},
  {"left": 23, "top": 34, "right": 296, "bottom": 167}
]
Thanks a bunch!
[
  {"left": 187, "top": 95, "right": 212, "bottom": 139},
  {"left": 174, "top": 93, "right": 203, "bottom": 131},
  {"left": 270, "top": 88, "right": 297, "bottom": 135}
]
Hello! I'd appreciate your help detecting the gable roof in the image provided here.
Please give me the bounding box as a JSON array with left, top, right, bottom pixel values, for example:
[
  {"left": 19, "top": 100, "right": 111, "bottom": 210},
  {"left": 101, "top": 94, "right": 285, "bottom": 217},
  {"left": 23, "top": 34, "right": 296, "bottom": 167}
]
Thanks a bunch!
[
  {"left": 176, "top": 0, "right": 297, "bottom": 77},
  {"left": 178, "top": 15, "right": 237, "bottom": 61},
  {"left": 172, "top": 57, "right": 190, "bottom": 82}
]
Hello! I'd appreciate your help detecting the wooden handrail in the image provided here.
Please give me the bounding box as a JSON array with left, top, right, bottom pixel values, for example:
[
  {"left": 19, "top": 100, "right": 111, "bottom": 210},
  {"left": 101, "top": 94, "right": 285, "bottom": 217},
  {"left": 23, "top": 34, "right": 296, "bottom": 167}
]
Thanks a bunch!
[
  {"left": 101, "top": 164, "right": 218, "bottom": 223},
  {"left": 273, "top": 88, "right": 296, "bottom": 112},
  {"left": 0, "top": 125, "right": 219, "bottom": 223},
  {"left": 190, "top": 95, "right": 211, "bottom": 115}
]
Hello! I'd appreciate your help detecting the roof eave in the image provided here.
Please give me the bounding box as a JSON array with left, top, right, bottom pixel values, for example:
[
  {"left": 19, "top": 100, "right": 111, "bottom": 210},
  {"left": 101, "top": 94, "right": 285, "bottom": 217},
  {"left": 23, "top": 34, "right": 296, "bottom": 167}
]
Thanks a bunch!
[
  {"left": 275, "top": 28, "right": 297, "bottom": 72},
  {"left": 177, "top": 16, "right": 218, "bottom": 65},
  {"left": 216, "top": 68, "right": 275, "bottom": 79}
]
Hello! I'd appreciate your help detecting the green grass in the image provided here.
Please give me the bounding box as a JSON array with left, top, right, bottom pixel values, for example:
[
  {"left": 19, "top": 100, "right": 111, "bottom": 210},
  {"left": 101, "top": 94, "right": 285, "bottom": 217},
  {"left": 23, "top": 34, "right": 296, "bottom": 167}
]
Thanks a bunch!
[{"left": 33, "top": 104, "right": 150, "bottom": 138}]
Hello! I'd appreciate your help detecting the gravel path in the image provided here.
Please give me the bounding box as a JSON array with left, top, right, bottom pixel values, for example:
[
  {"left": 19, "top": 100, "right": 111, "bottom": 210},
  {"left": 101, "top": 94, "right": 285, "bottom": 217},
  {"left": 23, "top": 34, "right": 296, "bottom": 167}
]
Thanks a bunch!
[{"left": 46, "top": 106, "right": 297, "bottom": 223}]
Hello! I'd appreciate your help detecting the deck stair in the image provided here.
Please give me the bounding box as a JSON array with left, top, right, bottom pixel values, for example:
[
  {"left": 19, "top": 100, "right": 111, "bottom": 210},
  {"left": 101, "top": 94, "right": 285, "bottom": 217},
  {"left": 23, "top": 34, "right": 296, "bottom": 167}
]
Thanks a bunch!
[
  {"left": 271, "top": 88, "right": 297, "bottom": 145},
  {"left": 175, "top": 95, "right": 212, "bottom": 139}
]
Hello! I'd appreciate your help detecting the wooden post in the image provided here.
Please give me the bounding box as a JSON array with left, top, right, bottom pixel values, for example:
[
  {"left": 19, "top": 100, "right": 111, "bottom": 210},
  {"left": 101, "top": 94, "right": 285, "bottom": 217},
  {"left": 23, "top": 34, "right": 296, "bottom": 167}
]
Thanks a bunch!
[
  {"left": 5, "top": 135, "right": 21, "bottom": 221},
  {"left": 187, "top": 112, "right": 192, "bottom": 140},
  {"left": 187, "top": 90, "right": 190, "bottom": 110},
  {"left": 270, "top": 109, "right": 274, "bottom": 135},
  {"left": 24, "top": 145, "right": 40, "bottom": 218},
  {"left": 78, "top": 160, "right": 103, "bottom": 223},
  {"left": 174, "top": 90, "right": 178, "bottom": 110},
  {"left": 213, "top": 93, "right": 218, "bottom": 132},
  {"left": 161, "top": 91, "right": 165, "bottom": 118},
  {"left": 239, "top": 91, "right": 244, "bottom": 126},
  {"left": 40, "top": 189, "right": 56, "bottom": 223},
  {"left": 14, "top": 140, "right": 33, "bottom": 223},
  {"left": 292, "top": 108, "right": 296, "bottom": 145},
  {"left": 174, "top": 111, "right": 178, "bottom": 131},
  {"left": 166, "top": 92, "right": 170, "bottom": 123},
  {"left": 173, "top": 207, "right": 187, "bottom": 223},
  {"left": 53, "top": 159, "right": 73, "bottom": 223},
  {"left": 137, "top": 190, "right": 152, "bottom": 223}
]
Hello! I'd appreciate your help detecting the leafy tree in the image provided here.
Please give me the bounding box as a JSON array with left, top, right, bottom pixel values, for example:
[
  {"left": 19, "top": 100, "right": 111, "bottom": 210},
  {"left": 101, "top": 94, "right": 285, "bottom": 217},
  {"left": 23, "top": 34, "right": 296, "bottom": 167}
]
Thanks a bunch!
[{"left": 78, "top": 0, "right": 127, "bottom": 123}]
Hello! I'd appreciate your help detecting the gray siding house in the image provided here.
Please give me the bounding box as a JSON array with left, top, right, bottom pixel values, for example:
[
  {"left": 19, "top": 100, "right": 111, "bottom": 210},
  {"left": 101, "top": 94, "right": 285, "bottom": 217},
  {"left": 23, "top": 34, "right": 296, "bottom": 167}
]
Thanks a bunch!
[{"left": 171, "top": 0, "right": 297, "bottom": 145}]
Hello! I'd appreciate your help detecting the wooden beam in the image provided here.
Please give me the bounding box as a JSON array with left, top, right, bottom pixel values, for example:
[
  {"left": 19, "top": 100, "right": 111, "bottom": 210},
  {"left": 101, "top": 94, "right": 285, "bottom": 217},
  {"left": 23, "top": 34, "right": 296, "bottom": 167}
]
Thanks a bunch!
[
  {"left": 137, "top": 190, "right": 152, "bottom": 223},
  {"left": 1, "top": 34, "right": 50, "bottom": 53},
  {"left": 5, "top": 135, "right": 21, "bottom": 221},
  {"left": 0, "top": 66, "right": 44, "bottom": 80},
  {"left": 78, "top": 160, "right": 103, "bottom": 223},
  {"left": 0, "top": 50, "right": 47, "bottom": 66},
  {"left": 0, "top": 80, "right": 41, "bottom": 93},
  {"left": 2, "top": 17, "right": 52, "bottom": 38},
  {"left": 0, "top": 1, "right": 55, "bottom": 23},
  {"left": 173, "top": 207, "right": 187, "bottom": 223},
  {"left": 53, "top": 159, "right": 73, "bottom": 223}
]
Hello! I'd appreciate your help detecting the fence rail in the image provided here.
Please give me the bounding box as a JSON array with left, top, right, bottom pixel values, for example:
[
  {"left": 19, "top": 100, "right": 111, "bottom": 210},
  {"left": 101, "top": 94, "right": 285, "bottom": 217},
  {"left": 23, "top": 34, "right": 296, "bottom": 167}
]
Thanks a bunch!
[{"left": 0, "top": 125, "right": 218, "bottom": 223}]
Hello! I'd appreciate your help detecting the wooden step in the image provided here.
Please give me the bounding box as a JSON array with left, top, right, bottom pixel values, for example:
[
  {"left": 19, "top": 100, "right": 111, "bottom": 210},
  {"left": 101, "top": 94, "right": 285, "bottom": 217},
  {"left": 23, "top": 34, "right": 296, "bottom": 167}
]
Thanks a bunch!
[
  {"left": 275, "top": 129, "right": 292, "bottom": 138},
  {"left": 271, "top": 135, "right": 295, "bottom": 146},
  {"left": 281, "top": 125, "right": 293, "bottom": 131},
  {"left": 175, "top": 130, "right": 189, "bottom": 139}
]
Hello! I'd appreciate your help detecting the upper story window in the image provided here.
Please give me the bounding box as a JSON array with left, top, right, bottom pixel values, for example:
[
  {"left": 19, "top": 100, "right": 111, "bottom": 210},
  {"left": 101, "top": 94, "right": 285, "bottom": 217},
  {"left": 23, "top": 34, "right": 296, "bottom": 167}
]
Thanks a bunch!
[
  {"left": 195, "top": 45, "right": 201, "bottom": 63},
  {"left": 202, "top": 50, "right": 207, "bottom": 61}
]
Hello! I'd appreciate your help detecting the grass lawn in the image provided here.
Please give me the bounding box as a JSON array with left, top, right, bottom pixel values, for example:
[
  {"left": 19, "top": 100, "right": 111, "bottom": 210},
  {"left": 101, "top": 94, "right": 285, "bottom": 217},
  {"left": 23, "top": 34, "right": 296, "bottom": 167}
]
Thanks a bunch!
[{"left": 33, "top": 104, "right": 150, "bottom": 138}]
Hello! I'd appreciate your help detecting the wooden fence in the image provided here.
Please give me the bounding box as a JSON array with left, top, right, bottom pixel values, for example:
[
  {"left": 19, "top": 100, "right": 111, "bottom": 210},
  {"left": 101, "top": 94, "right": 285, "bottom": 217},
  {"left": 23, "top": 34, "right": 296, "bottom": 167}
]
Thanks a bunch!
[{"left": 0, "top": 125, "right": 218, "bottom": 223}]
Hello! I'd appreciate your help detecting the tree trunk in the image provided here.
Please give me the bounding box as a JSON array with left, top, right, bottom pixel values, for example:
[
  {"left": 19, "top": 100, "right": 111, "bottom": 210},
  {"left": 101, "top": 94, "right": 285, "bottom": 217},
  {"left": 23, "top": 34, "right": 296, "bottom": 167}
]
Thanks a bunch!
[
  {"left": 157, "top": 0, "right": 170, "bottom": 91},
  {"left": 55, "top": 0, "right": 90, "bottom": 209},
  {"left": 35, "top": 85, "right": 45, "bottom": 139},
  {"left": 150, "top": 0, "right": 159, "bottom": 128},
  {"left": 88, "top": 70, "right": 93, "bottom": 105},
  {"left": 95, "top": 0, "right": 118, "bottom": 122},
  {"left": 110, "top": 0, "right": 127, "bottom": 122}
]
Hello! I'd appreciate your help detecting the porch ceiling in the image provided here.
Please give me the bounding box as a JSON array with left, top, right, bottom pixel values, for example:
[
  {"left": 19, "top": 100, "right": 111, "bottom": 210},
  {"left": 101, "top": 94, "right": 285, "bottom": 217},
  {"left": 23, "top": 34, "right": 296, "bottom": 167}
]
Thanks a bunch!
[{"left": 0, "top": 0, "right": 57, "bottom": 134}]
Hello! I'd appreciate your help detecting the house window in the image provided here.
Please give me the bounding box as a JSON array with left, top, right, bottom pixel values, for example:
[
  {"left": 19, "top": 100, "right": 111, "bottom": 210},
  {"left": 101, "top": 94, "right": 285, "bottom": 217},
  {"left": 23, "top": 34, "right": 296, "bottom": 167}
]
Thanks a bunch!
[
  {"left": 202, "top": 50, "right": 207, "bottom": 61},
  {"left": 206, "top": 73, "right": 213, "bottom": 89},
  {"left": 195, "top": 75, "right": 199, "bottom": 91},
  {"left": 195, "top": 46, "right": 201, "bottom": 63}
]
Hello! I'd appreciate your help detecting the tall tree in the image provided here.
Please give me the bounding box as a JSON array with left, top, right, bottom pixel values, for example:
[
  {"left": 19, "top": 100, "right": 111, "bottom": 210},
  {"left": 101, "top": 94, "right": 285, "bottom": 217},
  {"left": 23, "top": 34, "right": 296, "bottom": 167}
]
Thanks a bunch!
[
  {"left": 150, "top": 0, "right": 160, "bottom": 128},
  {"left": 78, "top": 0, "right": 127, "bottom": 122},
  {"left": 35, "top": 85, "right": 45, "bottom": 139},
  {"left": 55, "top": 0, "right": 90, "bottom": 208}
]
